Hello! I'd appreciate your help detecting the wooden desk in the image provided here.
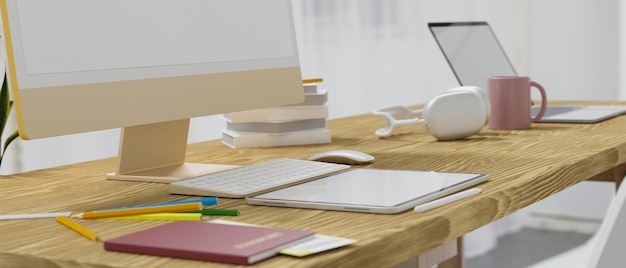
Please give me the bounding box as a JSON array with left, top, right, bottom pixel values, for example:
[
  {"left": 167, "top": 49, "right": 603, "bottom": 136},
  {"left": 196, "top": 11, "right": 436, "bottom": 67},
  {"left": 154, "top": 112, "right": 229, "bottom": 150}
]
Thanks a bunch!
[{"left": 2, "top": 101, "right": 626, "bottom": 268}]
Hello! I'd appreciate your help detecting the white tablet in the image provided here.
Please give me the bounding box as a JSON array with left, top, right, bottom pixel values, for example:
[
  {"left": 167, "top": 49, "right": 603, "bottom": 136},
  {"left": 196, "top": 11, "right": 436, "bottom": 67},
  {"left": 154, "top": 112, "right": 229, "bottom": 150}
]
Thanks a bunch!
[{"left": 246, "top": 168, "right": 488, "bottom": 214}]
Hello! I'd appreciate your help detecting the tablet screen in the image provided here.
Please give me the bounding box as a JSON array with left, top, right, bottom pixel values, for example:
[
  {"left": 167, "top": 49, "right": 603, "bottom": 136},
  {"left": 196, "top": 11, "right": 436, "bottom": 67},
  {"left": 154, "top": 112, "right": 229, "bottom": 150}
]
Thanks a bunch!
[{"left": 247, "top": 168, "right": 487, "bottom": 213}]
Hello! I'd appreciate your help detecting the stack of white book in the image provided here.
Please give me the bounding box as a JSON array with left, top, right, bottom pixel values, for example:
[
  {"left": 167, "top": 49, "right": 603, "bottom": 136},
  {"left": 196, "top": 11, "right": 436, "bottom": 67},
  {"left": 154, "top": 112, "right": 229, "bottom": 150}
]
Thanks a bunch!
[{"left": 222, "top": 79, "right": 331, "bottom": 148}]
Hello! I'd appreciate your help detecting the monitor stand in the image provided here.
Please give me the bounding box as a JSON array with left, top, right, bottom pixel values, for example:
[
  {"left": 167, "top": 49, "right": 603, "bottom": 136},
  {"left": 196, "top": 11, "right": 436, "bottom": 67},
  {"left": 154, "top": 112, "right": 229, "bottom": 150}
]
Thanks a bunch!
[{"left": 106, "top": 119, "right": 239, "bottom": 183}]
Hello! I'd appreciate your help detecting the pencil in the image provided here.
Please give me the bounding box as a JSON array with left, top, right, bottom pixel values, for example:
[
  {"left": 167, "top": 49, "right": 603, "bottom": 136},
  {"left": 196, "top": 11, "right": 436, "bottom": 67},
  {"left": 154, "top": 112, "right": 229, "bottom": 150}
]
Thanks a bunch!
[
  {"left": 183, "top": 209, "right": 240, "bottom": 216},
  {"left": 101, "top": 213, "right": 202, "bottom": 221},
  {"left": 124, "top": 197, "right": 218, "bottom": 208},
  {"left": 302, "top": 78, "right": 323, "bottom": 84},
  {"left": 56, "top": 216, "right": 99, "bottom": 241},
  {"left": 72, "top": 202, "right": 203, "bottom": 220},
  {"left": 97, "top": 197, "right": 218, "bottom": 211}
]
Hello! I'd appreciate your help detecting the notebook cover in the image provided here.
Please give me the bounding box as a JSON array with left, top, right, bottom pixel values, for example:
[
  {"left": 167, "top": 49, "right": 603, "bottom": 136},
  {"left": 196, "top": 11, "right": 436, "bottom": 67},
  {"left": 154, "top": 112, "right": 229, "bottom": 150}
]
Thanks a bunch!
[{"left": 104, "top": 221, "right": 315, "bottom": 265}]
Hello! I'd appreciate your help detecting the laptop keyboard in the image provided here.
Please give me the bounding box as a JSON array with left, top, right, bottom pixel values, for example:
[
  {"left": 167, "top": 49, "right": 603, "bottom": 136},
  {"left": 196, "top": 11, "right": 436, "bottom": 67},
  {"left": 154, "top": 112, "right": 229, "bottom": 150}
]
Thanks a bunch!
[
  {"left": 169, "top": 158, "right": 351, "bottom": 198},
  {"left": 531, "top": 106, "right": 583, "bottom": 117}
]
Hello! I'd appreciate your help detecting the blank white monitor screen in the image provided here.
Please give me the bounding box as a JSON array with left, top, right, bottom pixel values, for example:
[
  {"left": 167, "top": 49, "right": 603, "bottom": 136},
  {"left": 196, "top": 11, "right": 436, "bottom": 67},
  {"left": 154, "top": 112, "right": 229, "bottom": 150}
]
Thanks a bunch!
[
  {"left": 1, "top": 0, "right": 304, "bottom": 182},
  {"left": 12, "top": 1, "right": 296, "bottom": 88}
]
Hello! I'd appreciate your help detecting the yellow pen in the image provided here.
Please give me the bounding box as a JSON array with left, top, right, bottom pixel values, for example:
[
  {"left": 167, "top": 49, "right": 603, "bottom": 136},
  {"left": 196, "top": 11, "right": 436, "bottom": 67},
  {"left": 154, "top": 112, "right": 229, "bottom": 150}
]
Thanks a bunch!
[
  {"left": 56, "top": 216, "right": 99, "bottom": 241},
  {"left": 72, "top": 202, "right": 203, "bottom": 220},
  {"left": 101, "top": 213, "right": 202, "bottom": 221},
  {"left": 302, "top": 78, "right": 323, "bottom": 84}
]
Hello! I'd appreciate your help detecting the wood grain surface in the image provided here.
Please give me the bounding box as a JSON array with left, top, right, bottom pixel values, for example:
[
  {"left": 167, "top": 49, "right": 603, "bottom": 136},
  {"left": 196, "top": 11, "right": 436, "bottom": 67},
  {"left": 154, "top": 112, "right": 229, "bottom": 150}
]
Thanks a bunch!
[{"left": 1, "top": 101, "right": 625, "bottom": 268}]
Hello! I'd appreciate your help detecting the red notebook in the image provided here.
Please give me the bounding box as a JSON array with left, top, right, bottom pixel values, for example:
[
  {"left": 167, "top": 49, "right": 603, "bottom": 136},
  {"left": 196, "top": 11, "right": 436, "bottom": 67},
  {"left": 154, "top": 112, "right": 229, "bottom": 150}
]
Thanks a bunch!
[{"left": 104, "top": 221, "right": 315, "bottom": 265}]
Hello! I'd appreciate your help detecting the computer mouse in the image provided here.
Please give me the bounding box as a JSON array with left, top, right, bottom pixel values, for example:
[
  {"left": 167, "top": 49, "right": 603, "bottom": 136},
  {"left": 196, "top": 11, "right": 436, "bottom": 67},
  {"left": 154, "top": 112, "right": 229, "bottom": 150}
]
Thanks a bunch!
[{"left": 307, "top": 150, "right": 375, "bottom": 165}]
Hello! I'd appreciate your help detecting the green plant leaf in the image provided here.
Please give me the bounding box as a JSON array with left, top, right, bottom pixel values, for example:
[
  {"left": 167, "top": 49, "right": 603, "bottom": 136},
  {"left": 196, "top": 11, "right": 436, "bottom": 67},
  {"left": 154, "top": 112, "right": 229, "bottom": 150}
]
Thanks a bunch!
[
  {"left": 0, "top": 70, "right": 20, "bottom": 168},
  {"left": 3, "top": 129, "right": 19, "bottom": 154},
  {"left": 0, "top": 73, "right": 10, "bottom": 146},
  {"left": 0, "top": 129, "right": 18, "bottom": 167}
]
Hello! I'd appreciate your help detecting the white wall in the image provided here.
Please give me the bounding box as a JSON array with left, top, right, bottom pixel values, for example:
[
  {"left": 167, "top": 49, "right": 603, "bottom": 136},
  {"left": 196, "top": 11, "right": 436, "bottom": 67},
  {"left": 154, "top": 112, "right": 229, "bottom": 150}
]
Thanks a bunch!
[{"left": 528, "top": 0, "right": 619, "bottom": 101}]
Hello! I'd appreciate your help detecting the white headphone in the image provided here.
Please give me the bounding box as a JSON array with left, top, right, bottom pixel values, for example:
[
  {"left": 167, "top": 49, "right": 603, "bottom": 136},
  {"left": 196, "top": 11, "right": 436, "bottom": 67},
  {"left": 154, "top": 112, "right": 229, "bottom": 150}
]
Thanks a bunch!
[{"left": 372, "top": 86, "right": 490, "bottom": 140}]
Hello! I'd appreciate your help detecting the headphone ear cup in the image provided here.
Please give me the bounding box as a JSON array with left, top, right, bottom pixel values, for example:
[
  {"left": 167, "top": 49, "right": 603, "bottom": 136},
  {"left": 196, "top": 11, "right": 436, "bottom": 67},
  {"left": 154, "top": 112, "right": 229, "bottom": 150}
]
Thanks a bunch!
[
  {"left": 445, "top": 86, "right": 490, "bottom": 124},
  {"left": 423, "top": 91, "right": 487, "bottom": 140}
]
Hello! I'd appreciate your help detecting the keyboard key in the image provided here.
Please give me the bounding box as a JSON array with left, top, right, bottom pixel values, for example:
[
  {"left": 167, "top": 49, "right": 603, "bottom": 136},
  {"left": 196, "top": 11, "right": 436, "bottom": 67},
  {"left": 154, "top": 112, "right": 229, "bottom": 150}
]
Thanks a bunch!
[{"left": 169, "top": 158, "right": 351, "bottom": 198}]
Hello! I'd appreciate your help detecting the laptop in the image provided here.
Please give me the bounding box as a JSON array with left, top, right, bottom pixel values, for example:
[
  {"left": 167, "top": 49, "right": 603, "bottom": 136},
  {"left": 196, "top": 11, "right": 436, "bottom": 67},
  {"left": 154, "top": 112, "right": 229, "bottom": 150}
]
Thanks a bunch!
[
  {"left": 246, "top": 168, "right": 487, "bottom": 214},
  {"left": 428, "top": 21, "right": 626, "bottom": 123}
]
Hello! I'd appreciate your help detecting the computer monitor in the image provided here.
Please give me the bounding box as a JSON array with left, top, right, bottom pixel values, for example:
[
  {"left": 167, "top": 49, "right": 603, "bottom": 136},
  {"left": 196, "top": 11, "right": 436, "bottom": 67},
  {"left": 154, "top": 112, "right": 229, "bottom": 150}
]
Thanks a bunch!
[{"left": 0, "top": 0, "right": 304, "bottom": 183}]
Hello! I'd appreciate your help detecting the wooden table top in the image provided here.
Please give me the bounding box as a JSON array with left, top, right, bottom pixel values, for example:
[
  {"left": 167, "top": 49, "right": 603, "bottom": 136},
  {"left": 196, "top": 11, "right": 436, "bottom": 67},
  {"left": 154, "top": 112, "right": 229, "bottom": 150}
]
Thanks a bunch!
[{"left": 2, "top": 101, "right": 626, "bottom": 268}]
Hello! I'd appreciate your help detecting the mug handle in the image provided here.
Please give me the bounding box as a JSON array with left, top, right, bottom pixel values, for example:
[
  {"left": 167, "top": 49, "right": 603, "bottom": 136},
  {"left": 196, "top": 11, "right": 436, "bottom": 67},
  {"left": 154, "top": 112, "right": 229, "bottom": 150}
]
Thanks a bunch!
[{"left": 530, "top": 81, "right": 547, "bottom": 122}]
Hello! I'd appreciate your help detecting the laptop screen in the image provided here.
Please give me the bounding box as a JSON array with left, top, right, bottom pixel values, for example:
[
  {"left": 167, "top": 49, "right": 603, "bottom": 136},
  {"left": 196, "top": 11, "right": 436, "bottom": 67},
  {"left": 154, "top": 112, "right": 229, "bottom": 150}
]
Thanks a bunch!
[{"left": 429, "top": 22, "right": 517, "bottom": 90}]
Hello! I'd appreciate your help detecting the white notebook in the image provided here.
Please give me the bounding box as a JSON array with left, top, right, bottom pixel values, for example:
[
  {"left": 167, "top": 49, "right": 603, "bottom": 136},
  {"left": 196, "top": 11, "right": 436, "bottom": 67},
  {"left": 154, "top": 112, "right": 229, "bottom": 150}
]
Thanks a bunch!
[{"left": 246, "top": 168, "right": 488, "bottom": 214}]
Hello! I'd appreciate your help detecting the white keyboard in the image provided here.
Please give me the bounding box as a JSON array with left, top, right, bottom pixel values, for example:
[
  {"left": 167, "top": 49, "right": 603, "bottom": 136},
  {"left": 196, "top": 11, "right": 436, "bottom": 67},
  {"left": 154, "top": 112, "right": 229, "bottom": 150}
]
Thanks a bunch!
[{"left": 169, "top": 158, "right": 351, "bottom": 198}]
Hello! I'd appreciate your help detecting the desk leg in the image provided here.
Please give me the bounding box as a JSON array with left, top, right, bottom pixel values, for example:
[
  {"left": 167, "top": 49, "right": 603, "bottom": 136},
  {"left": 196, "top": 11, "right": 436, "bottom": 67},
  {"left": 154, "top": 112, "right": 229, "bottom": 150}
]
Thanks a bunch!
[
  {"left": 438, "top": 237, "right": 464, "bottom": 268},
  {"left": 396, "top": 237, "right": 461, "bottom": 268},
  {"left": 587, "top": 163, "right": 626, "bottom": 189}
]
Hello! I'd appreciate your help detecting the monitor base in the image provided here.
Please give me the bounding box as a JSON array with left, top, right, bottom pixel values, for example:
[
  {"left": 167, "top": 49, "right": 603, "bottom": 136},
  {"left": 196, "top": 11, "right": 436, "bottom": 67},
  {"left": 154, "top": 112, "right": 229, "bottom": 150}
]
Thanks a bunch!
[
  {"left": 107, "top": 119, "right": 239, "bottom": 184},
  {"left": 106, "top": 162, "right": 239, "bottom": 183}
]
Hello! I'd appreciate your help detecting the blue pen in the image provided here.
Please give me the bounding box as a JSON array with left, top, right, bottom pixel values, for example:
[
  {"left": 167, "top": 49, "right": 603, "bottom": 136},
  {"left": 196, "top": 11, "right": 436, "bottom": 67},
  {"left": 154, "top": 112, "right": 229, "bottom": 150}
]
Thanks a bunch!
[{"left": 98, "top": 197, "right": 218, "bottom": 211}]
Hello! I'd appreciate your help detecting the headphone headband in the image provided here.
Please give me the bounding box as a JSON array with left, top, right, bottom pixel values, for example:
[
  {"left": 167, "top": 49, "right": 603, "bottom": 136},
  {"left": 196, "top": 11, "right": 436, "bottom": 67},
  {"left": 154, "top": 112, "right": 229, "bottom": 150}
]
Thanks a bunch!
[{"left": 373, "top": 86, "right": 489, "bottom": 140}]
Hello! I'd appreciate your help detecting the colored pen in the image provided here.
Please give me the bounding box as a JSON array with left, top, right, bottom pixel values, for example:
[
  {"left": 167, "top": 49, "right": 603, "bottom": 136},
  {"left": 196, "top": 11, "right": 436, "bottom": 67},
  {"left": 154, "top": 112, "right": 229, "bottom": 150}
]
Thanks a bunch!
[
  {"left": 302, "top": 78, "right": 323, "bottom": 84},
  {"left": 109, "top": 197, "right": 218, "bottom": 210},
  {"left": 101, "top": 213, "right": 202, "bottom": 221},
  {"left": 183, "top": 209, "right": 240, "bottom": 216},
  {"left": 56, "top": 216, "right": 99, "bottom": 241},
  {"left": 0, "top": 212, "right": 72, "bottom": 220},
  {"left": 414, "top": 188, "right": 482, "bottom": 213},
  {"left": 72, "top": 202, "right": 203, "bottom": 219}
]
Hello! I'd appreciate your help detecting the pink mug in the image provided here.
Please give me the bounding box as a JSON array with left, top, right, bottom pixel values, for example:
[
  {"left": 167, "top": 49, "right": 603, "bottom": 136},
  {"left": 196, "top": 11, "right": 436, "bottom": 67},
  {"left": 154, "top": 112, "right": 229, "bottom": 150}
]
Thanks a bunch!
[{"left": 487, "top": 76, "right": 547, "bottom": 130}]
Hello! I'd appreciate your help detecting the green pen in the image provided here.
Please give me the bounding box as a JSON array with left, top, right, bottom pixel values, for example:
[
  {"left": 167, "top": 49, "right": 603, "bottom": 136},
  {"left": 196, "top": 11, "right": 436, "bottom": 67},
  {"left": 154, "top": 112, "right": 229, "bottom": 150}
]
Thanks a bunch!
[{"left": 184, "top": 209, "right": 240, "bottom": 216}]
